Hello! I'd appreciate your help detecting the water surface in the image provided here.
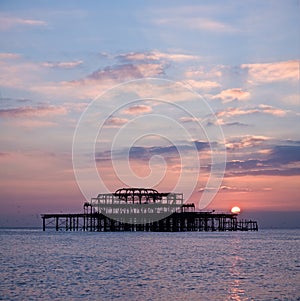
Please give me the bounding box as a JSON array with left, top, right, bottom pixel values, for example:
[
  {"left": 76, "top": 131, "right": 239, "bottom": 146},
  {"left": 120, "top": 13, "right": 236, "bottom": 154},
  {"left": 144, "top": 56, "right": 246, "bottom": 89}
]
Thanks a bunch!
[{"left": 0, "top": 229, "right": 299, "bottom": 300}]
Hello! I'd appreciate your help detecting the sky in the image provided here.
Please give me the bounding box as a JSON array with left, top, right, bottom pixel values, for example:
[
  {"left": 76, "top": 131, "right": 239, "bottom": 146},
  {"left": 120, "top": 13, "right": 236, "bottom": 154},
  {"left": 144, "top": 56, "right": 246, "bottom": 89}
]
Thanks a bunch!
[{"left": 0, "top": 0, "right": 299, "bottom": 228}]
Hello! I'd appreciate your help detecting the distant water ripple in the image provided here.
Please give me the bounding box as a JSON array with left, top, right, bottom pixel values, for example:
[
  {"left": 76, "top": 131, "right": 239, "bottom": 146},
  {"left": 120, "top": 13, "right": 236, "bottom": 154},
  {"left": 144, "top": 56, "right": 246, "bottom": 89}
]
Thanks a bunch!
[{"left": 0, "top": 229, "right": 299, "bottom": 300}]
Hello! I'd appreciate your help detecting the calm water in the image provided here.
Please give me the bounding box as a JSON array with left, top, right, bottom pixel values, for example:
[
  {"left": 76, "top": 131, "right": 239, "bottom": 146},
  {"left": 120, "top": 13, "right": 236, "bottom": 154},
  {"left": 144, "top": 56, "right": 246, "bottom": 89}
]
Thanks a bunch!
[{"left": 0, "top": 229, "right": 299, "bottom": 301}]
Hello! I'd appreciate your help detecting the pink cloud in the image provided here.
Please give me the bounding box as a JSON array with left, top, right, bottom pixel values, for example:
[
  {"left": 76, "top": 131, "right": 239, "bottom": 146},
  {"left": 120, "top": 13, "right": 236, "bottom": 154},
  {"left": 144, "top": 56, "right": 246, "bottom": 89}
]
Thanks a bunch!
[
  {"left": 122, "top": 105, "right": 152, "bottom": 115},
  {"left": 179, "top": 116, "right": 200, "bottom": 123},
  {"left": 241, "top": 60, "right": 299, "bottom": 83},
  {"left": 0, "top": 17, "right": 47, "bottom": 31},
  {"left": 185, "top": 66, "right": 223, "bottom": 79},
  {"left": 14, "top": 120, "right": 58, "bottom": 128},
  {"left": 118, "top": 50, "right": 199, "bottom": 62},
  {"left": 87, "top": 63, "right": 164, "bottom": 82},
  {"left": 213, "top": 88, "right": 250, "bottom": 103},
  {"left": 185, "top": 79, "right": 220, "bottom": 90},
  {"left": 0, "top": 52, "right": 21, "bottom": 59},
  {"left": 258, "top": 104, "right": 287, "bottom": 117},
  {"left": 199, "top": 186, "right": 251, "bottom": 193},
  {"left": 0, "top": 105, "right": 67, "bottom": 118},
  {"left": 41, "top": 60, "right": 83, "bottom": 69},
  {"left": 156, "top": 17, "right": 235, "bottom": 33},
  {"left": 186, "top": 18, "right": 235, "bottom": 32},
  {"left": 104, "top": 117, "right": 129, "bottom": 128},
  {"left": 225, "top": 135, "right": 270, "bottom": 150},
  {"left": 216, "top": 105, "right": 287, "bottom": 119}
]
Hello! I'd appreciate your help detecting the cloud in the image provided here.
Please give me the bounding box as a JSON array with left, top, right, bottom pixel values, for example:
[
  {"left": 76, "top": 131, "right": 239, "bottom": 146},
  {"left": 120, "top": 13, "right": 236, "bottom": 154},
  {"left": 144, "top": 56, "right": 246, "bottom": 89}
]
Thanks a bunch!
[
  {"left": 41, "top": 60, "right": 83, "bottom": 69},
  {"left": 13, "top": 120, "right": 57, "bottom": 128},
  {"left": 194, "top": 141, "right": 210, "bottom": 151},
  {"left": 185, "top": 79, "right": 220, "bottom": 90},
  {"left": 185, "top": 18, "right": 235, "bottom": 32},
  {"left": 117, "top": 50, "right": 199, "bottom": 62},
  {"left": 198, "top": 185, "right": 251, "bottom": 193},
  {"left": 212, "top": 88, "right": 250, "bottom": 103},
  {"left": 0, "top": 97, "right": 31, "bottom": 107},
  {"left": 86, "top": 63, "right": 165, "bottom": 81},
  {"left": 223, "top": 122, "right": 249, "bottom": 127},
  {"left": 156, "top": 17, "right": 235, "bottom": 33},
  {"left": 122, "top": 105, "right": 152, "bottom": 115},
  {"left": 219, "top": 185, "right": 251, "bottom": 192},
  {"left": 216, "top": 105, "right": 288, "bottom": 119},
  {"left": 257, "top": 104, "right": 287, "bottom": 117},
  {"left": 0, "top": 51, "right": 168, "bottom": 100},
  {"left": 96, "top": 140, "right": 210, "bottom": 162},
  {"left": 0, "top": 17, "right": 47, "bottom": 31},
  {"left": 179, "top": 117, "right": 200, "bottom": 123},
  {"left": 103, "top": 117, "right": 129, "bottom": 128},
  {"left": 30, "top": 61, "right": 167, "bottom": 100},
  {"left": 0, "top": 59, "right": 40, "bottom": 88},
  {"left": 128, "top": 145, "right": 179, "bottom": 161},
  {"left": 226, "top": 167, "right": 300, "bottom": 177},
  {"left": 224, "top": 144, "right": 300, "bottom": 177},
  {"left": 226, "top": 159, "right": 269, "bottom": 170},
  {"left": 226, "top": 135, "right": 270, "bottom": 150},
  {"left": 0, "top": 105, "right": 67, "bottom": 118},
  {"left": 268, "top": 145, "right": 300, "bottom": 165},
  {"left": 185, "top": 66, "right": 223, "bottom": 79},
  {"left": 0, "top": 52, "right": 21, "bottom": 59},
  {"left": 241, "top": 60, "right": 299, "bottom": 83}
]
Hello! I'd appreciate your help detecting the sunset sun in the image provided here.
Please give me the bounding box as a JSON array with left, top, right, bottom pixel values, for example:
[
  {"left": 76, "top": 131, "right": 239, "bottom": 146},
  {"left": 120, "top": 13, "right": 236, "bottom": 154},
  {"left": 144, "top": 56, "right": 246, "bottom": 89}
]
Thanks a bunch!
[{"left": 231, "top": 206, "right": 241, "bottom": 214}]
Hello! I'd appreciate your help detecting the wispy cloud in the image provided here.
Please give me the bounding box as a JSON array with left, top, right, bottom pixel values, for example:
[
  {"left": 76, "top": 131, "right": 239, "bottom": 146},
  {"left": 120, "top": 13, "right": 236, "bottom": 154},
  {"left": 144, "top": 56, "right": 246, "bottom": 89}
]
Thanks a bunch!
[
  {"left": 199, "top": 185, "right": 251, "bottom": 193},
  {"left": 122, "top": 105, "right": 152, "bottom": 115},
  {"left": 257, "top": 104, "right": 287, "bottom": 117},
  {"left": 41, "top": 60, "right": 83, "bottom": 69},
  {"left": 185, "top": 18, "right": 235, "bottom": 32},
  {"left": 179, "top": 117, "right": 200, "bottom": 123},
  {"left": 0, "top": 16, "right": 47, "bottom": 31},
  {"left": 0, "top": 52, "right": 21, "bottom": 59},
  {"left": 223, "top": 122, "right": 249, "bottom": 127},
  {"left": 103, "top": 117, "right": 129, "bottom": 128},
  {"left": 87, "top": 63, "right": 165, "bottom": 81},
  {"left": 269, "top": 145, "right": 300, "bottom": 165},
  {"left": 155, "top": 17, "right": 235, "bottom": 33},
  {"left": 117, "top": 50, "right": 199, "bottom": 62},
  {"left": 225, "top": 144, "right": 300, "bottom": 177},
  {"left": 226, "top": 135, "right": 270, "bottom": 150},
  {"left": 96, "top": 140, "right": 210, "bottom": 162},
  {"left": 0, "top": 60, "right": 39, "bottom": 88},
  {"left": 185, "top": 66, "right": 223, "bottom": 79},
  {"left": 28, "top": 61, "right": 167, "bottom": 99},
  {"left": 184, "top": 79, "right": 220, "bottom": 91},
  {"left": 212, "top": 88, "right": 250, "bottom": 103},
  {"left": 0, "top": 105, "right": 67, "bottom": 118},
  {"left": 216, "top": 105, "right": 288, "bottom": 119},
  {"left": 241, "top": 60, "right": 299, "bottom": 83},
  {"left": 13, "top": 120, "right": 58, "bottom": 128}
]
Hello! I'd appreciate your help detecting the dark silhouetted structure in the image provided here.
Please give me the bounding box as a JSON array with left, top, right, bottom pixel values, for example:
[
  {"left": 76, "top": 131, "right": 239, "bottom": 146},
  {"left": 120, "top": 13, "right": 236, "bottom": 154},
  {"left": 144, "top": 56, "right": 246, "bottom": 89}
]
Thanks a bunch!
[{"left": 41, "top": 188, "right": 258, "bottom": 232}]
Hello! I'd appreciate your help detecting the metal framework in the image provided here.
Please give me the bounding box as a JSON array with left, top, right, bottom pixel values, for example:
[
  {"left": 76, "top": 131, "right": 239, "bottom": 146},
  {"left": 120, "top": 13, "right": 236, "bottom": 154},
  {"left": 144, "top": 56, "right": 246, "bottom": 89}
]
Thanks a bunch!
[
  {"left": 90, "top": 188, "right": 184, "bottom": 220},
  {"left": 41, "top": 187, "right": 258, "bottom": 232}
]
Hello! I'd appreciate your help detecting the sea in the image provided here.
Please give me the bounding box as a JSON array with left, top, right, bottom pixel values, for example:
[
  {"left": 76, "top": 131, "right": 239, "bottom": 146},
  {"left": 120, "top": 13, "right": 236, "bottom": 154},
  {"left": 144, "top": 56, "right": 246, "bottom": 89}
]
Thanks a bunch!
[{"left": 0, "top": 229, "right": 299, "bottom": 301}]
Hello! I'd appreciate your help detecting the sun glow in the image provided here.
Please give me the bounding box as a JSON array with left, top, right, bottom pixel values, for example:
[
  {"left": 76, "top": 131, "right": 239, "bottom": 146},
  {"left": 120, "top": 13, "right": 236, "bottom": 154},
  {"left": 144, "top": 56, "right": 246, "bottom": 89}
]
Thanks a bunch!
[{"left": 231, "top": 206, "right": 241, "bottom": 214}]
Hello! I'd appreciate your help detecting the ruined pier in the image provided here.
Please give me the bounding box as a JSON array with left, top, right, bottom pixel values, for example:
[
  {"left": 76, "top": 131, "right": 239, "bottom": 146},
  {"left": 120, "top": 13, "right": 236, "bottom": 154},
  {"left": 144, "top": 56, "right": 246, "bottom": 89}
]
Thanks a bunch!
[{"left": 41, "top": 188, "right": 258, "bottom": 232}]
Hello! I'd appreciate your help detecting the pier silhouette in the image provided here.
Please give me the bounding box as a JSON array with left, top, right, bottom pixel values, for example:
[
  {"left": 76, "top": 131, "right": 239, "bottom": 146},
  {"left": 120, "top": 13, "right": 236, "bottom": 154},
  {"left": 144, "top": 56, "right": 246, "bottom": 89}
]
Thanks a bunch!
[{"left": 41, "top": 188, "right": 258, "bottom": 232}]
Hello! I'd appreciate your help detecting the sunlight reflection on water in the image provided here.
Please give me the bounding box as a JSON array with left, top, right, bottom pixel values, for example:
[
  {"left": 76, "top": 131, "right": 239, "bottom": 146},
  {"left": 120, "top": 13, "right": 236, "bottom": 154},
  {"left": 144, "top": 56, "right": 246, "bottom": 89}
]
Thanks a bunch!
[{"left": 0, "top": 229, "right": 299, "bottom": 300}]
